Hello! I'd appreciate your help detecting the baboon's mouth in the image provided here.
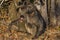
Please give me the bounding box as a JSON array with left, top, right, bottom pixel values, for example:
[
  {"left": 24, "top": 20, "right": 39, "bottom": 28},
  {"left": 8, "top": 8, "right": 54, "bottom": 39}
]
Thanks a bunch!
[{"left": 20, "top": 15, "right": 24, "bottom": 22}]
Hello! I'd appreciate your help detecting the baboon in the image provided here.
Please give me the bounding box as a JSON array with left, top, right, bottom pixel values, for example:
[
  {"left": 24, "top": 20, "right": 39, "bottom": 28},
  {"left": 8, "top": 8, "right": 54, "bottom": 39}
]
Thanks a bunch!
[{"left": 26, "top": 4, "right": 46, "bottom": 39}]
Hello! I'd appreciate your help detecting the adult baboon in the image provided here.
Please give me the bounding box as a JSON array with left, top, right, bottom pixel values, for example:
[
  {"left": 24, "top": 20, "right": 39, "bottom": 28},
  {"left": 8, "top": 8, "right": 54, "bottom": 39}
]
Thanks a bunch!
[{"left": 26, "top": 4, "right": 46, "bottom": 39}]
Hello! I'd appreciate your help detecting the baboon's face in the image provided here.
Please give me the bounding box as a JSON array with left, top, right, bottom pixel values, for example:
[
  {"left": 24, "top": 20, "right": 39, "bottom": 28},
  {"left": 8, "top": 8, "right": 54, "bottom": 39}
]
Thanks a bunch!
[
  {"left": 34, "top": 0, "right": 41, "bottom": 11},
  {"left": 19, "top": 6, "right": 27, "bottom": 22},
  {"left": 16, "top": 0, "right": 27, "bottom": 13},
  {"left": 16, "top": 1, "right": 35, "bottom": 22},
  {"left": 19, "top": 5, "right": 35, "bottom": 22},
  {"left": 18, "top": 5, "right": 27, "bottom": 22},
  {"left": 15, "top": 0, "right": 27, "bottom": 22}
]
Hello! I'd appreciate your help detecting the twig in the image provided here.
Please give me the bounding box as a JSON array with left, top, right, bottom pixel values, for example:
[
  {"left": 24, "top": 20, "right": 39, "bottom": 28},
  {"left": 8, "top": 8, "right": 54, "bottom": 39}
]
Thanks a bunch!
[{"left": 0, "top": 0, "right": 4, "bottom": 7}]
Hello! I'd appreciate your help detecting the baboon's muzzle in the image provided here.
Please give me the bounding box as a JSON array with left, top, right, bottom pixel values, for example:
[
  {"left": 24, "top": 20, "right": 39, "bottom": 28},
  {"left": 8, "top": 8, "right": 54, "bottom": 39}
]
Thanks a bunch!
[
  {"left": 20, "top": 15, "right": 24, "bottom": 19},
  {"left": 19, "top": 15, "right": 25, "bottom": 22}
]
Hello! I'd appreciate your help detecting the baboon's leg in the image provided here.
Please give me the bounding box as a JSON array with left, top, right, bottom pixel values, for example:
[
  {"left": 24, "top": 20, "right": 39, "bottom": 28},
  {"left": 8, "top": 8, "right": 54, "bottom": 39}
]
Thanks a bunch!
[{"left": 32, "top": 19, "right": 46, "bottom": 39}]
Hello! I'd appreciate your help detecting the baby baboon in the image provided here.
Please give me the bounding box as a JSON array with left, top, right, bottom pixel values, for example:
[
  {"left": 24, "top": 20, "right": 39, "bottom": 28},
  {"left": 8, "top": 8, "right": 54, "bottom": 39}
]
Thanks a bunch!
[{"left": 8, "top": 15, "right": 33, "bottom": 37}]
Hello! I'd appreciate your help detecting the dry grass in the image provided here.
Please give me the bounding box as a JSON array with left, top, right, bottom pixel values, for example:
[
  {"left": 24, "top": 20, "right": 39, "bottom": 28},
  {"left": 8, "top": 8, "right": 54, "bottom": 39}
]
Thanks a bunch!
[{"left": 0, "top": 24, "right": 60, "bottom": 40}]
